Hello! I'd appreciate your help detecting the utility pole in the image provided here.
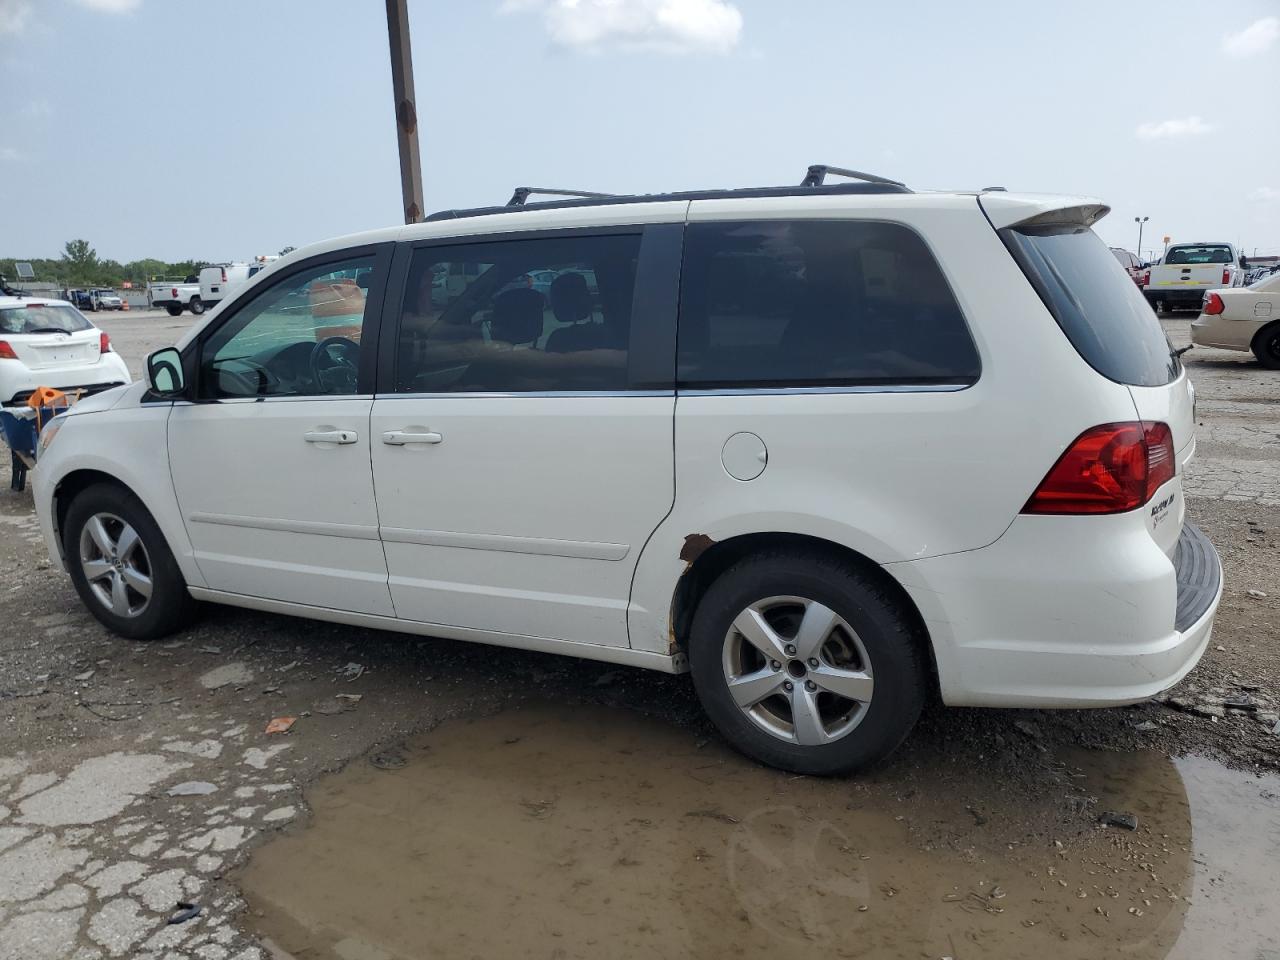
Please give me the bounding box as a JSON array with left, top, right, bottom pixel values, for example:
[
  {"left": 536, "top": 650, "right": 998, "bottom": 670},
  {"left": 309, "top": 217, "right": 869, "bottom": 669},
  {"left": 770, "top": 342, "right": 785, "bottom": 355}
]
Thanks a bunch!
[{"left": 386, "top": 0, "right": 424, "bottom": 224}]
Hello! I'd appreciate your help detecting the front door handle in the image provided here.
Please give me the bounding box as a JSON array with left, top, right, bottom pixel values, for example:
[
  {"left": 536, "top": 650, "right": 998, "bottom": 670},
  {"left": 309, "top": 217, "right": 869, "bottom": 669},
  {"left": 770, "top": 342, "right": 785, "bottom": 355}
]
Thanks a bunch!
[
  {"left": 304, "top": 429, "right": 358, "bottom": 445},
  {"left": 382, "top": 429, "right": 443, "bottom": 446}
]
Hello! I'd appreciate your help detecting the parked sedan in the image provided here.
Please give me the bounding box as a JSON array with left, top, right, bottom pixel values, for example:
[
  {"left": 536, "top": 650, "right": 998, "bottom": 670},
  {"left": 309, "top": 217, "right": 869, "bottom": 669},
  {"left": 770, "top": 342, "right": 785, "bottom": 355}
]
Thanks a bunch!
[
  {"left": 0, "top": 296, "right": 131, "bottom": 405},
  {"left": 1190, "top": 272, "right": 1280, "bottom": 368}
]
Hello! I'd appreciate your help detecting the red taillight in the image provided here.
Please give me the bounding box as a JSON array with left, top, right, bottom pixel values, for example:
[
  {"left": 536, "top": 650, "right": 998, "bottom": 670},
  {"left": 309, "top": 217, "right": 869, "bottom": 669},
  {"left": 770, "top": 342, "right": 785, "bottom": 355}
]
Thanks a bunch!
[
  {"left": 1203, "top": 292, "right": 1225, "bottom": 315},
  {"left": 99, "top": 332, "right": 111, "bottom": 354},
  {"left": 0, "top": 341, "right": 16, "bottom": 360},
  {"left": 1222, "top": 268, "right": 1231, "bottom": 285},
  {"left": 220, "top": 268, "right": 227, "bottom": 283},
  {"left": 171, "top": 287, "right": 179, "bottom": 298},
  {"left": 1023, "top": 421, "right": 1175, "bottom": 515},
  {"left": 1141, "top": 270, "right": 1150, "bottom": 287}
]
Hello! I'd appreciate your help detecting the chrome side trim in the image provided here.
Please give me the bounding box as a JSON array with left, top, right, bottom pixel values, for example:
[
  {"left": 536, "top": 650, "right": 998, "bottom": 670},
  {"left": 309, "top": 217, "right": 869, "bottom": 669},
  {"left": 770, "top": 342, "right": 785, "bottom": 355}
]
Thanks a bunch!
[
  {"left": 380, "top": 526, "right": 630, "bottom": 561},
  {"left": 186, "top": 586, "right": 689, "bottom": 674},
  {"left": 375, "top": 390, "right": 672, "bottom": 400},
  {"left": 677, "top": 383, "right": 972, "bottom": 396},
  {"left": 188, "top": 512, "right": 380, "bottom": 541}
]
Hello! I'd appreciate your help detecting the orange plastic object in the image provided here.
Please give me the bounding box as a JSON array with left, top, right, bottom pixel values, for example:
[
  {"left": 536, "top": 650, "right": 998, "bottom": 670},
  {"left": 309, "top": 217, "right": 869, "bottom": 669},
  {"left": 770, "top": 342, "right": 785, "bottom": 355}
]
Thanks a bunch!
[{"left": 26, "top": 386, "right": 66, "bottom": 410}]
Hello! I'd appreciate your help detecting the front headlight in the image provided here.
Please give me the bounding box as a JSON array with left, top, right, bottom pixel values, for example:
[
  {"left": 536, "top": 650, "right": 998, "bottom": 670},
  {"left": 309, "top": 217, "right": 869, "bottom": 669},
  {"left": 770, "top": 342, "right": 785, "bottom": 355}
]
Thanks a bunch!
[{"left": 37, "top": 416, "right": 63, "bottom": 457}]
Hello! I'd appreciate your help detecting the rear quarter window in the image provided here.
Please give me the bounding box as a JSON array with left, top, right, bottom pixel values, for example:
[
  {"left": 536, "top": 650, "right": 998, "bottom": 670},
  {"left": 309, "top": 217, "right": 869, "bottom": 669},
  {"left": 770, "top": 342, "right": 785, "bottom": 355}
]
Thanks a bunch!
[
  {"left": 677, "top": 220, "right": 980, "bottom": 388},
  {"left": 1001, "top": 225, "right": 1178, "bottom": 387}
]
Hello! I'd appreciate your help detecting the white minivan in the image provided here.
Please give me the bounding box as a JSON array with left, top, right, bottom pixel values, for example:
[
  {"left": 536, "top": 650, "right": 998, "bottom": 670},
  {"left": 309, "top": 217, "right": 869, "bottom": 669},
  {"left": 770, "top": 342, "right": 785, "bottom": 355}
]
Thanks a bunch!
[{"left": 32, "top": 169, "right": 1222, "bottom": 774}]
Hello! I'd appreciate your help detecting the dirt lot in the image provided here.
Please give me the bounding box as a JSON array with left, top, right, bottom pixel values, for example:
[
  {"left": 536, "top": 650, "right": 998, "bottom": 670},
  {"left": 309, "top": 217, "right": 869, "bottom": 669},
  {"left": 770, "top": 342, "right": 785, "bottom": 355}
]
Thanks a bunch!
[{"left": 1, "top": 309, "right": 1277, "bottom": 959}]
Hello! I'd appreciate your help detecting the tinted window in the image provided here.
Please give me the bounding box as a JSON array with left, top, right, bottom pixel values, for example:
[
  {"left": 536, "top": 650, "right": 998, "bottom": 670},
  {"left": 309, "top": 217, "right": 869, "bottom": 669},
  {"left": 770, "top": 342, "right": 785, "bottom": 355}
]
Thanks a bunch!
[
  {"left": 1165, "top": 245, "right": 1233, "bottom": 265},
  {"left": 199, "top": 256, "right": 376, "bottom": 398},
  {"left": 395, "top": 233, "right": 640, "bottom": 393},
  {"left": 1002, "top": 225, "right": 1177, "bottom": 387},
  {"left": 677, "top": 220, "right": 980, "bottom": 388}
]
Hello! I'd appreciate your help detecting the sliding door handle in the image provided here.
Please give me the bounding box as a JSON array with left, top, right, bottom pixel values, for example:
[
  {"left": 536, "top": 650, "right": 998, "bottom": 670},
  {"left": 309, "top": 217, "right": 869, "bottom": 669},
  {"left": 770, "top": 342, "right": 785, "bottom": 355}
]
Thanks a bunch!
[
  {"left": 304, "top": 429, "right": 358, "bottom": 445},
  {"left": 382, "top": 429, "right": 443, "bottom": 445}
]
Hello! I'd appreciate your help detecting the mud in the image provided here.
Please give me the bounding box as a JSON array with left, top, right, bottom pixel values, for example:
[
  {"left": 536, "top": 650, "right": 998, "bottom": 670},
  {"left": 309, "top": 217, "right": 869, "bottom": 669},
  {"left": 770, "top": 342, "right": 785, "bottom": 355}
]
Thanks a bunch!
[{"left": 238, "top": 703, "right": 1280, "bottom": 960}]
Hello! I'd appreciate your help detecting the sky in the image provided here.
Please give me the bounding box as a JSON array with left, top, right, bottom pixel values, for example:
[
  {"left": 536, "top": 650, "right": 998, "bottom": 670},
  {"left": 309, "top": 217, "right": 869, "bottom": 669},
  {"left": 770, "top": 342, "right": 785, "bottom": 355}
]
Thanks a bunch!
[{"left": 0, "top": 0, "right": 1277, "bottom": 264}]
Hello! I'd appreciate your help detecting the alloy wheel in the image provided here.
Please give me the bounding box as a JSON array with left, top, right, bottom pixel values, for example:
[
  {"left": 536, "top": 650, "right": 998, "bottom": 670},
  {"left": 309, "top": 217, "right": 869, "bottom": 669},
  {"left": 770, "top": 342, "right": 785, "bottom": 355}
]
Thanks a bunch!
[
  {"left": 721, "top": 595, "right": 874, "bottom": 746},
  {"left": 79, "top": 512, "right": 153, "bottom": 618}
]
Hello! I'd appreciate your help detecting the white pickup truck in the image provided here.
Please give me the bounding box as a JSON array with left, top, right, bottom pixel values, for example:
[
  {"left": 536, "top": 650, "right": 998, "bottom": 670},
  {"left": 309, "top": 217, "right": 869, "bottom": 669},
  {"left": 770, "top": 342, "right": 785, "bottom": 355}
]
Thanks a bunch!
[
  {"left": 148, "top": 277, "right": 204, "bottom": 316},
  {"left": 1144, "top": 242, "right": 1247, "bottom": 313}
]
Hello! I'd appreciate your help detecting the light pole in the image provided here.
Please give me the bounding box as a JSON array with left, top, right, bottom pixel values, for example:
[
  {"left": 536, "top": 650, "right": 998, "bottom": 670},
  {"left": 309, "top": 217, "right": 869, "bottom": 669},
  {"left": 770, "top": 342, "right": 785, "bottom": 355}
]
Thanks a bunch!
[
  {"left": 1135, "top": 216, "right": 1149, "bottom": 259},
  {"left": 386, "top": 0, "right": 424, "bottom": 225}
]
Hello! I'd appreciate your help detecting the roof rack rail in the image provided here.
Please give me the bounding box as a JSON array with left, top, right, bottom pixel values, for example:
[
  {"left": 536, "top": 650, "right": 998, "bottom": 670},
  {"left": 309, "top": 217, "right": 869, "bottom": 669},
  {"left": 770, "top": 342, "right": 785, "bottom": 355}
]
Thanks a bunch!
[
  {"left": 801, "top": 164, "right": 905, "bottom": 188},
  {"left": 507, "top": 186, "right": 616, "bottom": 207}
]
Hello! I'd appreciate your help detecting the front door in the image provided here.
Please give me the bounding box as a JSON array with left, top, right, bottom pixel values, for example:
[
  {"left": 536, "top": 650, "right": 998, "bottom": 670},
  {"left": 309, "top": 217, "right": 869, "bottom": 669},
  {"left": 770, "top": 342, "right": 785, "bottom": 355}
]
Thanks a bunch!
[
  {"left": 168, "top": 247, "right": 395, "bottom": 616},
  {"left": 369, "top": 226, "right": 680, "bottom": 647}
]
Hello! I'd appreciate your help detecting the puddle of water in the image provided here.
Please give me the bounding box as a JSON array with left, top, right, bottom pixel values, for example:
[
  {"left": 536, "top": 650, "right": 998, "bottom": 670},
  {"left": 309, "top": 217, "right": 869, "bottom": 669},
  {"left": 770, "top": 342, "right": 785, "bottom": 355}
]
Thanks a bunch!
[{"left": 238, "top": 703, "right": 1280, "bottom": 960}]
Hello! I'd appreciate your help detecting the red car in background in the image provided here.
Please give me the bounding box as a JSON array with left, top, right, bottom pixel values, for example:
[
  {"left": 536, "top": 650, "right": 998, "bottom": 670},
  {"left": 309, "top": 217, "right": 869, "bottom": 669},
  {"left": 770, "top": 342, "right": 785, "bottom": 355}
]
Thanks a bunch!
[{"left": 1110, "top": 247, "right": 1146, "bottom": 288}]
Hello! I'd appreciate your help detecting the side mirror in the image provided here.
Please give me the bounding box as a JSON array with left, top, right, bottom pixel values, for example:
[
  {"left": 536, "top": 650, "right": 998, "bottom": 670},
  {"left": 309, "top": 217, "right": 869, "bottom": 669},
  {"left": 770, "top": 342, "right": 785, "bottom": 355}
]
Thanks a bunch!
[{"left": 146, "top": 347, "right": 187, "bottom": 398}]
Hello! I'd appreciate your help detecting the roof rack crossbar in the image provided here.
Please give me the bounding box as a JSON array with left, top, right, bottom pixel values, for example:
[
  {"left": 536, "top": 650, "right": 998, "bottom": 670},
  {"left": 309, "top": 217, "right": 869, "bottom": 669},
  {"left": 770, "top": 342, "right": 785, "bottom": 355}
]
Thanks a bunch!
[
  {"left": 801, "top": 164, "right": 905, "bottom": 189},
  {"left": 507, "top": 186, "right": 616, "bottom": 207}
]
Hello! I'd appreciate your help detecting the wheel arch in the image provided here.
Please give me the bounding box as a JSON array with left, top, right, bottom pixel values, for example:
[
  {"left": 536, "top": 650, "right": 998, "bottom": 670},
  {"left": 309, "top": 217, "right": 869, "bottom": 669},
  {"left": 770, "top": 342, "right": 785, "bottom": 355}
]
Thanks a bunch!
[
  {"left": 52, "top": 469, "right": 138, "bottom": 561},
  {"left": 667, "top": 531, "right": 939, "bottom": 699},
  {"left": 1250, "top": 319, "right": 1280, "bottom": 360}
]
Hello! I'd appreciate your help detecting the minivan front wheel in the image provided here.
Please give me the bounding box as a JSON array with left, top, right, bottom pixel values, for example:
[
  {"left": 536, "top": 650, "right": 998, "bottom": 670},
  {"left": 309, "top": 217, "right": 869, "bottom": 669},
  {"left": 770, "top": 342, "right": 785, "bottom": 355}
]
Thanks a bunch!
[
  {"left": 64, "top": 483, "right": 196, "bottom": 640},
  {"left": 689, "top": 551, "right": 926, "bottom": 775}
]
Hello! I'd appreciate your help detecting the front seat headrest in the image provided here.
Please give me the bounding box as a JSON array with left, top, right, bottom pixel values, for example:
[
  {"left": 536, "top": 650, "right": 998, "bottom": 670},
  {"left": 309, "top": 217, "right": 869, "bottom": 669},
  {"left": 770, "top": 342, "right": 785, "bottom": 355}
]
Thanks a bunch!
[
  {"left": 490, "top": 288, "right": 545, "bottom": 346},
  {"left": 549, "top": 272, "right": 593, "bottom": 325}
]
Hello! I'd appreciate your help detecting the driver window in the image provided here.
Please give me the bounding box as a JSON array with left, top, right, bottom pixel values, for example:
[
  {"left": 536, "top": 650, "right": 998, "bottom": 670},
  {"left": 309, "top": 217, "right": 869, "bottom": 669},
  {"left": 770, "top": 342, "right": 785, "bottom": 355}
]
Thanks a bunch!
[{"left": 199, "top": 256, "right": 376, "bottom": 398}]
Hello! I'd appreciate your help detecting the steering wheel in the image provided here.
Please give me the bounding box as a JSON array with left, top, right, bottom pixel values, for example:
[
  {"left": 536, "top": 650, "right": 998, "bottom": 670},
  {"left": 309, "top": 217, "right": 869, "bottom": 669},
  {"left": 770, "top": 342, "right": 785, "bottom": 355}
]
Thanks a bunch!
[{"left": 309, "top": 337, "right": 360, "bottom": 394}]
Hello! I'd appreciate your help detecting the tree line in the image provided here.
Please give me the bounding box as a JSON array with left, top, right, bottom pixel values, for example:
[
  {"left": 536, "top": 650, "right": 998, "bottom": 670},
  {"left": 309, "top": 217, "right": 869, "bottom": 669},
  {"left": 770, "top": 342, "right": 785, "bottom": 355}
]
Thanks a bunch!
[{"left": 1, "top": 239, "right": 296, "bottom": 290}]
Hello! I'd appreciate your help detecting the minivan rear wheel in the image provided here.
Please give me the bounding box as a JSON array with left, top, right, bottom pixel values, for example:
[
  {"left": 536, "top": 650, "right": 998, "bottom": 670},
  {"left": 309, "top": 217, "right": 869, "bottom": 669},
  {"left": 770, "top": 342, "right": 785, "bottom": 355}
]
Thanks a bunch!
[
  {"left": 688, "top": 551, "right": 926, "bottom": 775},
  {"left": 64, "top": 483, "right": 197, "bottom": 640},
  {"left": 1252, "top": 323, "right": 1280, "bottom": 370}
]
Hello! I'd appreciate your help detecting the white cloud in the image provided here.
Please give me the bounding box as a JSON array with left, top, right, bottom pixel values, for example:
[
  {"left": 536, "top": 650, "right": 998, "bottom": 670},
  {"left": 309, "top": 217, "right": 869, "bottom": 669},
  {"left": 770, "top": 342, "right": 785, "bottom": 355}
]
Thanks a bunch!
[
  {"left": 0, "top": 0, "right": 32, "bottom": 36},
  {"left": 503, "top": 0, "right": 743, "bottom": 54},
  {"left": 1221, "top": 16, "right": 1279, "bottom": 58},
  {"left": 0, "top": 146, "right": 20, "bottom": 161},
  {"left": 21, "top": 98, "right": 50, "bottom": 118},
  {"left": 1253, "top": 187, "right": 1280, "bottom": 204},
  {"left": 73, "top": 0, "right": 142, "bottom": 12},
  {"left": 1135, "top": 116, "right": 1212, "bottom": 141}
]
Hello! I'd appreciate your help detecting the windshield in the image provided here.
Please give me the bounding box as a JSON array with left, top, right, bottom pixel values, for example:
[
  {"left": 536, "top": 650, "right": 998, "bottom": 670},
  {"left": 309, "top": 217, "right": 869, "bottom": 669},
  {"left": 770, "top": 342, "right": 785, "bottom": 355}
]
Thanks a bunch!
[
  {"left": 1001, "top": 224, "right": 1178, "bottom": 387},
  {"left": 1165, "top": 245, "right": 1233, "bottom": 265},
  {"left": 0, "top": 304, "right": 94, "bottom": 335}
]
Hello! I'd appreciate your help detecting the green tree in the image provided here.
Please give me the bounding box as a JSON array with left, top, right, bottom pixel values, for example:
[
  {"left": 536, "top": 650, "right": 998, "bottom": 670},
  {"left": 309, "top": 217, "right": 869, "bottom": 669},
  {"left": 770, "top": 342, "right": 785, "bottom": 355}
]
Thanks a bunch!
[{"left": 61, "top": 239, "right": 101, "bottom": 285}]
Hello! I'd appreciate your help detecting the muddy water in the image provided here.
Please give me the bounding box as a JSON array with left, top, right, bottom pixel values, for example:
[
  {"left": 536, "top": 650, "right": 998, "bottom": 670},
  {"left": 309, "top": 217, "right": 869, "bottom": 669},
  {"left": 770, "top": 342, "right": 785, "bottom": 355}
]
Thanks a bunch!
[{"left": 239, "top": 703, "right": 1280, "bottom": 960}]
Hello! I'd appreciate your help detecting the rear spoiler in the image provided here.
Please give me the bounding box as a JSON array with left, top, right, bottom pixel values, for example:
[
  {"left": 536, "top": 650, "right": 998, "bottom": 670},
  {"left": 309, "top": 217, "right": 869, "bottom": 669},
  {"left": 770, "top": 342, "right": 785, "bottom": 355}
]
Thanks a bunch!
[{"left": 979, "top": 193, "right": 1110, "bottom": 230}]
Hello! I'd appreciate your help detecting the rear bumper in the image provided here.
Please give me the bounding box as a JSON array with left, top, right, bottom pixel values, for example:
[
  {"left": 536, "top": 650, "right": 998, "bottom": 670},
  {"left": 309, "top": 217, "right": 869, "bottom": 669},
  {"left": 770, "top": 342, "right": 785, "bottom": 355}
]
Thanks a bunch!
[
  {"left": 1145, "top": 287, "right": 1209, "bottom": 306},
  {"left": 891, "top": 517, "right": 1222, "bottom": 708},
  {"left": 1190, "top": 313, "right": 1262, "bottom": 352},
  {"left": 1, "top": 356, "right": 131, "bottom": 406}
]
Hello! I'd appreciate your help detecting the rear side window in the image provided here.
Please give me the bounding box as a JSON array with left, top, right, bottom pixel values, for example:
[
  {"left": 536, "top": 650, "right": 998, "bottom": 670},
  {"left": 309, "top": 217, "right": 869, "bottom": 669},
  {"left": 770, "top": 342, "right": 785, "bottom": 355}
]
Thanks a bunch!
[
  {"left": 394, "top": 233, "right": 641, "bottom": 393},
  {"left": 1002, "top": 225, "right": 1178, "bottom": 387},
  {"left": 677, "top": 220, "right": 980, "bottom": 388}
]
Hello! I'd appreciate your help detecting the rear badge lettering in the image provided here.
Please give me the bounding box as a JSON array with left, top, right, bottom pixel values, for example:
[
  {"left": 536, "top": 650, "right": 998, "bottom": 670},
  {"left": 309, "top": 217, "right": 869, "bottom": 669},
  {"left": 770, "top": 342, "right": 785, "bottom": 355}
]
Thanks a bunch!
[{"left": 1150, "top": 492, "right": 1176, "bottom": 528}]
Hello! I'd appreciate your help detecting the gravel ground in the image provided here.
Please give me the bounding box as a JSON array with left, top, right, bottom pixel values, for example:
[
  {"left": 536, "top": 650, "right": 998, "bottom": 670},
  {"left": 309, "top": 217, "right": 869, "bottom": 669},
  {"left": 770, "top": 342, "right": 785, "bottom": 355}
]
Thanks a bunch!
[{"left": 0, "top": 308, "right": 1277, "bottom": 958}]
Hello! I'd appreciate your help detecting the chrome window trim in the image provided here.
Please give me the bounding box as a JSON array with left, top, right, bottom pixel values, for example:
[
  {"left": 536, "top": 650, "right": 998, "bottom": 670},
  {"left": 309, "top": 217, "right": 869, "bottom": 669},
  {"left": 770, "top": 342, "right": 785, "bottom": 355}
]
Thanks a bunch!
[
  {"left": 677, "top": 383, "right": 973, "bottom": 397},
  {"left": 375, "top": 390, "right": 674, "bottom": 400}
]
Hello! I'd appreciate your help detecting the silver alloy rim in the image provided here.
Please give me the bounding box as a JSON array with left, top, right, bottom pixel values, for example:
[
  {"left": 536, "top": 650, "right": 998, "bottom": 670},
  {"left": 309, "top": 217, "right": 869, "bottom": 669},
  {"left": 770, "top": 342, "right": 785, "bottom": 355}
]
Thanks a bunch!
[
  {"left": 722, "top": 595, "right": 874, "bottom": 746},
  {"left": 79, "top": 512, "right": 152, "bottom": 618}
]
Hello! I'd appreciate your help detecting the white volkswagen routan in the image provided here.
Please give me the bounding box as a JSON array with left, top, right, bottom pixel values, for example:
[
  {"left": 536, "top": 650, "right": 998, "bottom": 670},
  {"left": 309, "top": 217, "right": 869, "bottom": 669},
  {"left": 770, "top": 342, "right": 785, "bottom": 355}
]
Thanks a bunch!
[{"left": 33, "top": 168, "right": 1222, "bottom": 774}]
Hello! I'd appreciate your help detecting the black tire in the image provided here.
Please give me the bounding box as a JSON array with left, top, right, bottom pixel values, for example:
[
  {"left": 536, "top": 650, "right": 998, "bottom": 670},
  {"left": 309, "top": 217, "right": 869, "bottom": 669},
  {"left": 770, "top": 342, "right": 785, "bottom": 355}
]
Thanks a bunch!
[
  {"left": 63, "top": 482, "right": 197, "bottom": 640},
  {"left": 1252, "top": 323, "right": 1280, "bottom": 370},
  {"left": 165, "top": 305, "right": 183, "bottom": 317},
  {"left": 688, "top": 550, "right": 927, "bottom": 776},
  {"left": 189, "top": 297, "right": 204, "bottom": 315}
]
